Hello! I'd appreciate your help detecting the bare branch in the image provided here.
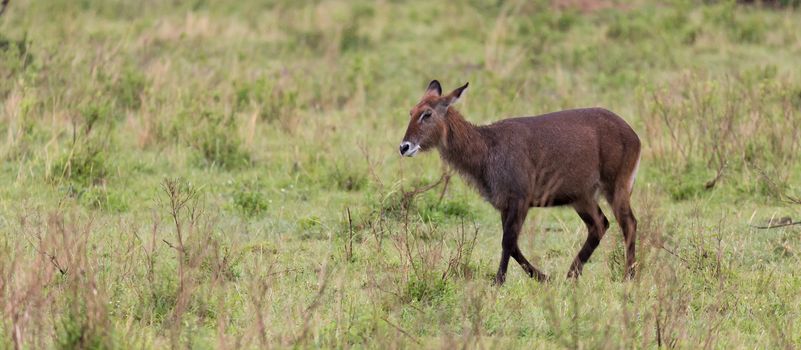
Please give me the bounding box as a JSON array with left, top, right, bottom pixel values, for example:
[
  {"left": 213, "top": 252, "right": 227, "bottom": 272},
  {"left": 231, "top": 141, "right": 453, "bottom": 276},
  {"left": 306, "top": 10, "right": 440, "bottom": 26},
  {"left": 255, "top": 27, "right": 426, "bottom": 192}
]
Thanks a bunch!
[
  {"left": 437, "top": 167, "right": 453, "bottom": 205},
  {"left": 401, "top": 170, "right": 450, "bottom": 209},
  {"left": 704, "top": 161, "right": 727, "bottom": 190},
  {"left": 346, "top": 207, "right": 354, "bottom": 262},
  {"left": 381, "top": 317, "right": 421, "bottom": 345},
  {"left": 162, "top": 239, "right": 179, "bottom": 251},
  {"left": 750, "top": 221, "right": 801, "bottom": 230}
]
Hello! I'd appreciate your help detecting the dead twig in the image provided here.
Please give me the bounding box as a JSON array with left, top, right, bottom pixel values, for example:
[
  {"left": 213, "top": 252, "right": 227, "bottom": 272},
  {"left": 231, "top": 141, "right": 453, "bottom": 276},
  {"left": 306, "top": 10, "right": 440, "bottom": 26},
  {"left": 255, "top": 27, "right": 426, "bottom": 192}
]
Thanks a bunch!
[
  {"left": 23, "top": 223, "right": 68, "bottom": 275},
  {"left": 704, "top": 161, "right": 727, "bottom": 190},
  {"left": 381, "top": 317, "right": 421, "bottom": 345},
  {"left": 441, "top": 218, "right": 479, "bottom": 281},
  {"left": 750, "top": 221, "right": 801, "bottom": 229},
  {"left": 658, "top": 244, "right": 690, "bottom": 266},
  {"left": 785, "top": 195, "right": 801, "bottom": 206},
  {"left": 358, "top": 141, "right": 383, "bottom": 189},
  {"left": 437, "top": 168, "right": 453, "bottom": 205},
  {"left": 754, "top": 166, "right": 799, "bottom": 205},
  {"left": 264, "top": 268, "right": 301, "bottom": 278},
  {"left": 162, "top": 239, "right": 179, "bottom": 251},
  {"left": 401, "top": 170, "right": 450, "bottom": 209},
  {"left": 293, "top": 260, "right": 331, "bottom": 345},
  {"left": 346, "top": 207, "right": 354, "bottom": 262}
]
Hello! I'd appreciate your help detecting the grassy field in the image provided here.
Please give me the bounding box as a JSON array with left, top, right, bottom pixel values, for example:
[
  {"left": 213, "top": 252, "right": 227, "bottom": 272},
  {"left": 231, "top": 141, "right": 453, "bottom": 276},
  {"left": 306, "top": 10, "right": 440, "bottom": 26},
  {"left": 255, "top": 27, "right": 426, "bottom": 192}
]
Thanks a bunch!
[{"left": 1, "top": 0, "right": 801, "bottom": 348}]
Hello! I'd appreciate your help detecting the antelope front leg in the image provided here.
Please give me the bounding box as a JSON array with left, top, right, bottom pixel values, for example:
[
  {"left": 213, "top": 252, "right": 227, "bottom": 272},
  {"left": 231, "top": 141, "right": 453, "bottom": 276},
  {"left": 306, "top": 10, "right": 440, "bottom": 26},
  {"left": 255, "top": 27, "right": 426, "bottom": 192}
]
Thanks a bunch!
[
  {"left": 495, "top": 200, "right": 548, "bottom": 285},
  {"left": 494, "top": 250, "right": 511, "bottom": 285}
]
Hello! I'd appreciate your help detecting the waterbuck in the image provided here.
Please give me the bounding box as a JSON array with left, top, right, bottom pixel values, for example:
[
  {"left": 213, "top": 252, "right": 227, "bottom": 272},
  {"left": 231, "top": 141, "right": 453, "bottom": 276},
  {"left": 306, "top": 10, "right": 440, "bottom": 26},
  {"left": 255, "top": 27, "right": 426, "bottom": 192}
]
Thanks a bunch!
[{"left": 399, "top": 80, "right": 641, "bottom": 284}]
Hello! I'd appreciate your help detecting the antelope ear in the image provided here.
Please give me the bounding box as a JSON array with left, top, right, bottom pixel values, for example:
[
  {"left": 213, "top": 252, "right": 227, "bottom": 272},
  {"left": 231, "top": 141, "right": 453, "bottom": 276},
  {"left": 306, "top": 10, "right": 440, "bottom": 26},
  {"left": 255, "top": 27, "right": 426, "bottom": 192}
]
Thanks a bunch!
[
  {"left": 443, "top": 82, "right": 468, "bottom": 107},
  {"left": 425, "top": 80, "right": 442, "bottom": 97}
]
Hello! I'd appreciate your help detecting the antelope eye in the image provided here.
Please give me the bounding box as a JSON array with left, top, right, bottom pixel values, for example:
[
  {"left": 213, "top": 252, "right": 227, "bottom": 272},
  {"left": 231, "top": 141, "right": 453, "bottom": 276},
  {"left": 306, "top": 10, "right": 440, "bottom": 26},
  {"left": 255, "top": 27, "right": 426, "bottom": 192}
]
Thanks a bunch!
[{"left": 419, "top": 111, "right": 432, "bottom": 122}]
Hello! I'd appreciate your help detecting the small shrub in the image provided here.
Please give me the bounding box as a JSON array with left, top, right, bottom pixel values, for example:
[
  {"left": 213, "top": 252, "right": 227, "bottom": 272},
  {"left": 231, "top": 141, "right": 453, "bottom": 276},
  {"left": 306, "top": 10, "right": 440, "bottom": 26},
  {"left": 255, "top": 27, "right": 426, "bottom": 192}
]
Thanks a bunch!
[
  {"left": 50, "top": 141, "right": 109, "bottom": 188},
  {"left": 231, "top": 182, "right": 268, "bottom": 217},
  {"left": 79, "top": 102, "right": 113, "bottom": 133},
  {"left": 47, "top": 103, "right": 123, "bottom": 210}
]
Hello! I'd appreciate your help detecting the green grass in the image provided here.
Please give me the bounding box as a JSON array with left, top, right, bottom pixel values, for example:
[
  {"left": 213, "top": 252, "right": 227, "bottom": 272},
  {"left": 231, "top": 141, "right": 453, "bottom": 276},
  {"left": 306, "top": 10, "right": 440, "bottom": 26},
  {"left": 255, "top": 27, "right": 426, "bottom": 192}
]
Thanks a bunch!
[{"left": 1, "top": 0, "right": 800, "bottom": 348}]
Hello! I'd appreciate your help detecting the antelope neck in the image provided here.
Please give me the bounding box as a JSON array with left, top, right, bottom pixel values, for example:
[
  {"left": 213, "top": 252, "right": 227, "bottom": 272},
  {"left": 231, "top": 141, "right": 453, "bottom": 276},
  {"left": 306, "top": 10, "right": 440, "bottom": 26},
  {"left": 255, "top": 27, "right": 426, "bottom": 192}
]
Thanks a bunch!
[{"left": 438, "top": 108, "right": 488, "bottom": 175}]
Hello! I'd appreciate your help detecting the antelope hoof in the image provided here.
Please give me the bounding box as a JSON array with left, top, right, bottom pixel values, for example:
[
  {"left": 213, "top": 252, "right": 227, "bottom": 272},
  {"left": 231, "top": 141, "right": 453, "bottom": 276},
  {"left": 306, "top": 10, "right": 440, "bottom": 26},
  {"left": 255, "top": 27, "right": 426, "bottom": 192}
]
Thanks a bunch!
[
  {"left": 536, "top": 272, "right": 551, "bottom": 283},
  {"left": 494, "top": 273, "right": 506, "bottom": 286},
  {"left": 522, "top": 265, "right": 549, "bottom": 283},
  {"left": 625, "top": 268, "right": 636, "bottom": 280},
  {"left": 566, "top": 269, "right": 581, "bottom": 279}
]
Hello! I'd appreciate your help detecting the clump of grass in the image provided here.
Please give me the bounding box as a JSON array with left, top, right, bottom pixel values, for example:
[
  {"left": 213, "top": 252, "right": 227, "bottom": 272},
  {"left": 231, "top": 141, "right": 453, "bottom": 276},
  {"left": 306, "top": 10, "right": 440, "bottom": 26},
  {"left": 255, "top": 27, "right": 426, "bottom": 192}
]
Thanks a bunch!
[
  {"left": 0, "top": 32, "right": 35, "bottom": 91},
  {"left": 403, "top": 275, "right": 451, "bottom": 305},
  {"left": 417, "top": 194, "right": 472, "bottom": 224},
  {"left": 180, "top": 111, "right": 251, "bottom": 170},
  {"left": 234, "top": 77, "right": 299, "bottom": 127},
  {"left": 50, "top": 143, "right": 108, "bottom": 187},
  {"left": 79, "top": 186, "right": 128, "bottom": 212},
  {"left": 663, "top": 162, "right": 712, "bottom": 201},
  {"left": 56, "top": 297, "right": 112, "bottom": 349},
  {"left": 134, "top": 273, "right": 179, "bottom": 325},
  {"left": 328, "top": 162, "right": 367, "bottom": 192},
  {"left": 365, "top": 185, "right": 406, "bottom": 219},
  {"left": 607, "top": 238, "right": 627, "bottom": 281},
  {"left": 297, "top": 215, "right": 325, "bottom": 240},
  {"left": 685, "top": 235, "right": 729, "bottom": 286},
  {"left": 48, "top": 102, "right": 116, "bottom": 189},
  {"left": 230, "top": 181, "right": 269, "bottom": 217},
  {"left": 10, "top": 212, "right": 114, "bottom": 349},
  {"left": 606, "top": 13, "right": 654, "bottom": 42},
  {"left": 109, "top": 66, "right": 148, "bottom": 110}
]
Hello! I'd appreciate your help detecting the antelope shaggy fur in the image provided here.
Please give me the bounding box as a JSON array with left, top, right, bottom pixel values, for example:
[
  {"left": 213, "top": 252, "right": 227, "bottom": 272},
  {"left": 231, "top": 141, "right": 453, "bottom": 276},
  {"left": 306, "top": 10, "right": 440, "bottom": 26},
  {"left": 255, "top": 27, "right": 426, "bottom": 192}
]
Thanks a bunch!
[{"left": 399, "top": 80, "right": 641, "bottom": 285}]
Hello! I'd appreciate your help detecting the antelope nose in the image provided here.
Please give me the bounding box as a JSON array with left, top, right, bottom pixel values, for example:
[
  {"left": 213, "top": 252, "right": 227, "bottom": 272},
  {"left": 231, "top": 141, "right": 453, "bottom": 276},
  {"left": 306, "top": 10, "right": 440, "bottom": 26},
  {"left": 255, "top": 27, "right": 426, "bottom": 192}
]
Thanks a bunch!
[{"left": 399, "top": 143, "right": 410, "bottom": 155}]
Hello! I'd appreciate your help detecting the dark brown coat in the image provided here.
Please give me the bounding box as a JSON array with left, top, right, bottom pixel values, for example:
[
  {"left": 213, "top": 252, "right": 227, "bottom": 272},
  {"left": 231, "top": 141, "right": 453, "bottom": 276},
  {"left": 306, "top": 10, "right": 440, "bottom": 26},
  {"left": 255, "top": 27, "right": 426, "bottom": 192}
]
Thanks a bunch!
[{"left": 400, "top": 80, "right": 641, "bottom": 284}]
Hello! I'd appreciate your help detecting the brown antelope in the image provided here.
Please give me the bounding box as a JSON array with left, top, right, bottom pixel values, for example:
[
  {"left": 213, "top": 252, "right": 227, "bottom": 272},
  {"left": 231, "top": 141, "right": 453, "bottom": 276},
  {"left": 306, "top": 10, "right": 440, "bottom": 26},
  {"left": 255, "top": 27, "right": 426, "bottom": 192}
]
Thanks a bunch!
[{"left": 399, "top": 80, "right": 641, "bottom": 285}]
